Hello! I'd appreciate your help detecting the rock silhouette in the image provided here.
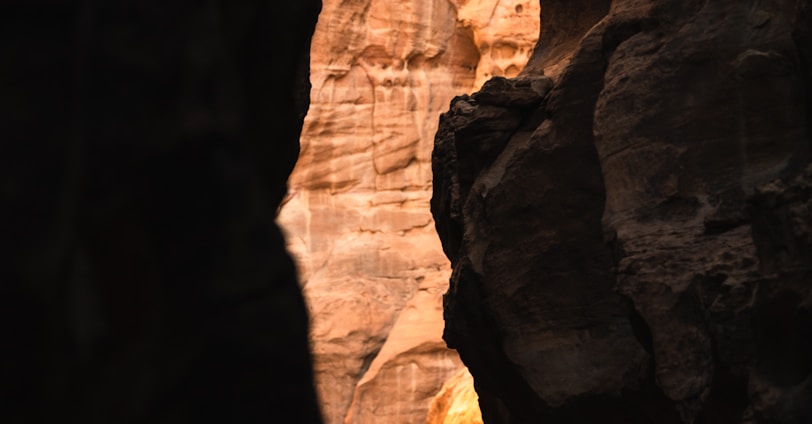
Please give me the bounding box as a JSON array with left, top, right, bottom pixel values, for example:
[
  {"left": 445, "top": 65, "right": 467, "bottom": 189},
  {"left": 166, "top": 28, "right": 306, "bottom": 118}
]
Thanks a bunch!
[
  {"left": 1, "top": 1, "right": 323, "bottom": 422},
  {"left": 432, "top": 0, "right": 812, "bottom": 422}
]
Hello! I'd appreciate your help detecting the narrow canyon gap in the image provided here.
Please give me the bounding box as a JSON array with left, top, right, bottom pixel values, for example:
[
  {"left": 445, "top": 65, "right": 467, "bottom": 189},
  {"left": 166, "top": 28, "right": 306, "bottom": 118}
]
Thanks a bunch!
[
  {"left": 433, "top": 0, "right": 812, "bottom": 423},
  {"left": 277, "top": 0, "right": 539, "bottom": 423}
]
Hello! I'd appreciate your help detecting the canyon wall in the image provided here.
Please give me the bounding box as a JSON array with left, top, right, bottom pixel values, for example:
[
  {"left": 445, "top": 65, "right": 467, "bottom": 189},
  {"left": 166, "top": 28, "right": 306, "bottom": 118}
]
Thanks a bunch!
[
  {"left": 426, "top": 368, "right": 484, "bottom": 424},
  {"left": 1, "top": 1, "right": 322, "bottom": 422},
  {"left": 432, "top": 0, "right": 812, "bottom": 423},
  {"left": 277, "top": 0, "right": 539, "bottom": 422}
]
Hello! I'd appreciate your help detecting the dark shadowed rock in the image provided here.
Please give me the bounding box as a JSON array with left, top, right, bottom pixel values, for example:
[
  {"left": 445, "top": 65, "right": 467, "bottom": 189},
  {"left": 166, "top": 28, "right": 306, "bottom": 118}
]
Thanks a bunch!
[
  {"left": 432, "top": 0, "right": 812, "bottom": 423},
  {"left": 0, "top": 1, "right": 322, "bottom": 423}
]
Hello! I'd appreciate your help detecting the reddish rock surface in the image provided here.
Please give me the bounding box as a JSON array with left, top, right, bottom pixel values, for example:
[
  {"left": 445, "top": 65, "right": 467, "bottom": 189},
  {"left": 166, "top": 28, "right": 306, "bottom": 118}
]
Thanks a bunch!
[
  {"left": 432, "top": 1, "right": 812, "bottom": 423},
  {"left": 278, "top": 1, "right": 539, "bottom": 422}
]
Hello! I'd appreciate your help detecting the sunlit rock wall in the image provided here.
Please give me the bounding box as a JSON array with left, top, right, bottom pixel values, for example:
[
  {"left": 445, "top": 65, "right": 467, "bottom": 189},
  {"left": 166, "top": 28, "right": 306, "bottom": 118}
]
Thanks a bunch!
[
  {"left": 277, "top": 0, "right": 539, "bottom": 422},
  {"left": 426, "top": 368, "right": 484, "bottom": 424}
]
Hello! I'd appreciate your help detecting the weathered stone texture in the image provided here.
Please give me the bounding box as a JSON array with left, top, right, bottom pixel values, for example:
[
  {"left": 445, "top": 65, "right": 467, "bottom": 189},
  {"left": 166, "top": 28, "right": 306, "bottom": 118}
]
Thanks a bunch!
[
  {"left": 432, "top": 0, "right": 812, "bottom": 423},
  {"left": 278, "top": 0, "right": 539, "bottom": 422}
]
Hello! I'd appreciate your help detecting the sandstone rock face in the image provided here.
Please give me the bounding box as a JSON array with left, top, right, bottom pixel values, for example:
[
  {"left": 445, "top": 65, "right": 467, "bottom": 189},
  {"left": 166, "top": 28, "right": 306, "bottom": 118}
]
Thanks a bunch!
[
  {"left": 2, "top": 1, "right": 322, "bottom": 423},
  {"left": 432, "top": 0, "right": 812, "bottom": 423},
  {"left": 426, "top": 368, "right": 484, "bottom": 424},
  {"left": 277, "top": 0, "right": 538, "bottom": 422}
]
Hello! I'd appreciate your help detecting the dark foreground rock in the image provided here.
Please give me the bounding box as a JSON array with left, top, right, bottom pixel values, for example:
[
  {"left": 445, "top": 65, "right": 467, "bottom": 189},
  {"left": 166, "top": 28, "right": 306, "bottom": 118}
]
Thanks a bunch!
[
  {"left": 432, "top": 1, "right": 812, "bottom": 423},
  {"left": 0, "top": 1, "right": 322, "bottom": 423}
]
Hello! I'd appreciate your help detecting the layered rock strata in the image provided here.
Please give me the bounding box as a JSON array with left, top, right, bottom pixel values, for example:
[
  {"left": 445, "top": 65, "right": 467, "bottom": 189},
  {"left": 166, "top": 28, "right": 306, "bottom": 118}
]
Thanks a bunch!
[
  {"left": 278, "top": 0, "right": 538, "bottom": 422},
  {"left": 432, "top": 0, "right": 812, "bottom": 423},
  {"left": 1, "top": 1, "right": 322, "bottom": 422}
]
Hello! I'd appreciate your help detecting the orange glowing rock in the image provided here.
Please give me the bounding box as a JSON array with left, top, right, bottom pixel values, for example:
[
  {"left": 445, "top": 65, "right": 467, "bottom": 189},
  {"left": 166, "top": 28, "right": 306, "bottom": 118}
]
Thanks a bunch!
[
  {"left": 426, "top": 368, "right": 484, "bottom": 424},
  {"left": 277, "top": 1, "right": 539, "bottom": 422}
]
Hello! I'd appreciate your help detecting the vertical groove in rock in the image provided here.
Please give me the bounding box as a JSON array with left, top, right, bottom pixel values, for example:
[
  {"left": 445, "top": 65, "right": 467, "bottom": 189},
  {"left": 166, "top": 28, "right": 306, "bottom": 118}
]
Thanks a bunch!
[{"left": 524, "top": 0, "right": 613, "bottom": 77}]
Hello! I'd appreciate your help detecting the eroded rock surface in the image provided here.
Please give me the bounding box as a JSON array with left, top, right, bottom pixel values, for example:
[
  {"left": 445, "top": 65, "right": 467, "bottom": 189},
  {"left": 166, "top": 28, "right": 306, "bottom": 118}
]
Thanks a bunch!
[
  {"left": 432, "top": 0, "right": 812, "bottom": 423},
  {"left": 277, "top": 0, "right": 539, "bottom": 422}
]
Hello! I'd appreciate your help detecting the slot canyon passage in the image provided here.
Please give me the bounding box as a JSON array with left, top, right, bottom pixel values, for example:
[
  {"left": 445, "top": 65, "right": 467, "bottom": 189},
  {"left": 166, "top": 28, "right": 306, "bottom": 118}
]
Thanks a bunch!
[
  {"left": 284, "top": 0, "right": 812, "bottom": 422},
  {"left": 277, "top": 0, "right": 539, "bottom": 422},
  {"left": 1, "top": 1, "right": 810, "bottom": 424}
]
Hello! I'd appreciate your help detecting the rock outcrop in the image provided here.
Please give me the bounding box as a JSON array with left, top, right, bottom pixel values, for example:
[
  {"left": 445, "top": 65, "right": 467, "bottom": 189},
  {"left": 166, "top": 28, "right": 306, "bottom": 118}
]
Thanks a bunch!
[
  {"left": 277, "top": 0, "right": 539, "bottom": 422},
  {"left": 1, "top": 1, "right": 322, "bottom": 422},
  {"left": 432, "top": 0, "right": 812, "bottom": 423}
]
